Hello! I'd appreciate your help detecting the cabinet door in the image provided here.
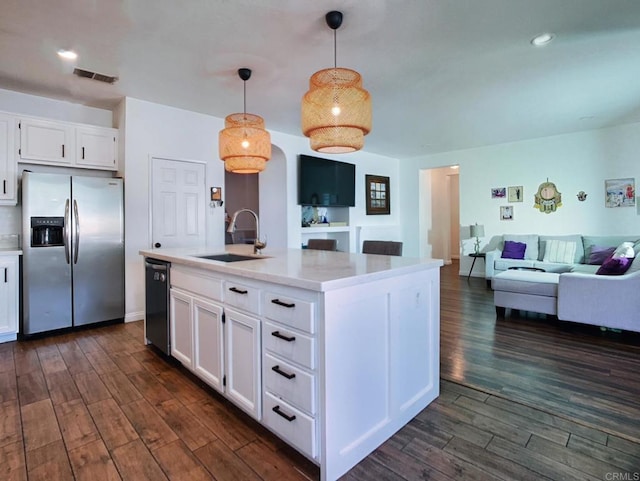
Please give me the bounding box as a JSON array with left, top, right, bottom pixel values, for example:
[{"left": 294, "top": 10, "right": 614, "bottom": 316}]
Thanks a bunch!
[
  {"left": 0, "top": 114, "right": 16, "bottom": 205},
  {"left": 0, "top": 256, "right": 18, "bottom": 340},
  {"left": 170, "top": 288, "right": 193, "bottom": 368},
  {"left": 19, "top": 118, "right": 73, "bottom": 164},
  {"left": 225, "top": 307, "right": 262, "bottom": 420},
  {"left": 193, "top": 297, "right": 224, "bottom": 392},
  {"left": 75, "top": 126, "right": 118, "bottom": 170}
]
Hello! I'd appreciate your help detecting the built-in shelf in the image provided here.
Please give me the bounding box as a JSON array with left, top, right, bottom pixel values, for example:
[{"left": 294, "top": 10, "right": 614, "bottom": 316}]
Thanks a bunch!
[{"left": 301, "top": 226, "right": 350, "bottom": 234}]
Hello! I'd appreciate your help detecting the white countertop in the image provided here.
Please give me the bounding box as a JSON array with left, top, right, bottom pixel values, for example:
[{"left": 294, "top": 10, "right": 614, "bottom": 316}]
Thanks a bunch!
[
  {"left": 0, "top": 248, "right": 22, "bottom": 255},
  {"left": 140, "top": 244, "right": 443, "bottom": 292}
]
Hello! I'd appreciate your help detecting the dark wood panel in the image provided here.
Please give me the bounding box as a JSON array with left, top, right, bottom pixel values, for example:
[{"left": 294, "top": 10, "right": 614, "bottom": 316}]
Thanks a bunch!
[
  {"left": 111, "top": 438, "right": 168, "bottom": 481},
  {"left": 20, "top": 399, "right": 61, "bottom": 452},
  {"left": 54, "top": 398, "right": 100, "bottom": 452},
  {"left": 67, "top": 439, "right": 122, "bottom": 481},
  {"left": 151, "top": 439, "right": 214, "bottom": 481},
  {"left": 194, "top": 439, "right": 261, "bottom": 481}
]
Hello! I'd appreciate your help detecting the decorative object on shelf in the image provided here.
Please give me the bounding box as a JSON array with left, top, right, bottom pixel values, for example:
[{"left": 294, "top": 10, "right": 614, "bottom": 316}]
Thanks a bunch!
[
  {"left": 219, "top": 68, "right": 271, "bottom": 174},
  {"left": 491, "top": 187, "right": 506, "bottom": 198},
  {"left": 301, "top": 11, "right": 371, "bottom": 154},
  {"left": 577, "top": 190, "right": 587, "bottom": 202},
  {"left": 508, "top": 186, "right": 523, "bottom": 202},
  {"left": 209, "top": 186, "right": 223, "bottom": 208},
  {"left": 534, "top": 179, "right": 562, "bottom": 213},
  {"left": 604, "top": 178, "right": 635, "bottom": 208},
  {"left": 469, "top": 223, "right": 484, "bottom": 255},
  {"left": 500, "top": 205, "right": 514, "bottom": 221},
  {"left": 365, "top": 175, "right": 390, "bottom": 215}
]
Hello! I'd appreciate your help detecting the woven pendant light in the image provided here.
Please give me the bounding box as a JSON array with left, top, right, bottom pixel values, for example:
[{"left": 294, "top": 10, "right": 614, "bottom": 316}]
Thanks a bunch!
[
  {"left": 302, "top": 11, "right": 371, "bottom": 154},
  {"left": 219, "top": 68, "right": 271, "bottom": 174}
]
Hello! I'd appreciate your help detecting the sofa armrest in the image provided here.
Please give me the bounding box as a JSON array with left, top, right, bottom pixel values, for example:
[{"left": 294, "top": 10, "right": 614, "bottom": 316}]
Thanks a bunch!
[
  {"left": 558, "top": 271, "right": 640, "bottom": 332},
  {"left": 485, "top": 249, "right": 502, "bottom": 280}
]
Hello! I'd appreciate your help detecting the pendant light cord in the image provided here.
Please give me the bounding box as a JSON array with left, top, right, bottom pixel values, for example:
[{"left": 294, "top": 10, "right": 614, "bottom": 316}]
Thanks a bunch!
[
  {"left": 333, "top": 28, "right": 337, "bottom": 68},
  {"left": 243, "top": 80, "right": 247, "bottom": 115}
]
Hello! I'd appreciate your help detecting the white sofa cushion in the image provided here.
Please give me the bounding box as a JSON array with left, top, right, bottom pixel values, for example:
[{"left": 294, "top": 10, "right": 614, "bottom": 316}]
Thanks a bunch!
[
  {"left": 543, "top": 239, "right": 577, "bottom": 264},
  {"left": 539, "top": 234, "right": 584, "bottom": 263},
  {"left": 504, "top": 234, "right": 538, "bottom": 260}
]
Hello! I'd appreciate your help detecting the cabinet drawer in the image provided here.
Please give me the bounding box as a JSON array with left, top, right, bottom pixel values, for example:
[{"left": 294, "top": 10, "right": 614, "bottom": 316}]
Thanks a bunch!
[
  {"left": 263, "top": 392, "right": 316, "bottom": 459},
  {"left": 224, "top": 281, "right": 260, "bottom": 314},
  {"left": 171, "top": 266, "right": 223, "bottom": 302},
  {"left": 264, "top": 353, "right": 315, "bottom": 414},
  {"left": 263, "top": 321, "right": 315, "bottom": 370},
  {"left": 262, "top": 292, "right": 315, "bottom": 334}
]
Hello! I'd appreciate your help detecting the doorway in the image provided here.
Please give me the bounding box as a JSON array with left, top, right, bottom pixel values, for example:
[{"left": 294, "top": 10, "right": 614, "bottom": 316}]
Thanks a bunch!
[
  {"left": 420, "top": 166, "right": 460, "bottom": 264},
  {"left": 150, "top": 157, "right": 206, "bottom": 249}
]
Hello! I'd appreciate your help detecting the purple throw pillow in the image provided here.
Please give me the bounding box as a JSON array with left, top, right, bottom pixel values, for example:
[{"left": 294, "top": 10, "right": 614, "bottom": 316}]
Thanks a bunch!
[
  {"left": 596, "top": 255, "right": 633, "bottom": 275},
  {"left": 501, "top": 240, "right": 526, "bottom": 260},
  {"left": 588, "top": 246, "right": 616, "bottom": 265}
]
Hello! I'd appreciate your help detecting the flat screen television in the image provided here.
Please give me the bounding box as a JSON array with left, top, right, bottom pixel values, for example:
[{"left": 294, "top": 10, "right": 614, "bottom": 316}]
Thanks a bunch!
[{"left": 298, "top": 155, "right": 356, "bottom": 207}]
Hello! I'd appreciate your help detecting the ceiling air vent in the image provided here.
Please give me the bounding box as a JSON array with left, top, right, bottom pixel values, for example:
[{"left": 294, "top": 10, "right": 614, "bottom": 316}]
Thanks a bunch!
[{"left": 73, "top": 68, "right": 118, "bottom": 84}]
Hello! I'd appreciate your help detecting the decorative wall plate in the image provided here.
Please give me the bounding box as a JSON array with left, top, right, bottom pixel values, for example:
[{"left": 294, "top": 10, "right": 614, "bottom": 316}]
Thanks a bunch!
[{"left": 534, "top": 180, "right": 562, "bottom": 213}]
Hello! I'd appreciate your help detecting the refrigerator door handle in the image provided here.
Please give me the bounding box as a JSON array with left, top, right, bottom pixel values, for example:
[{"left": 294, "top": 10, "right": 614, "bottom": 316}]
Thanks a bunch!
[
  {"left": 73, "top": 199, "right": 80, "bottom": 264},
  {"left": 64, "top": 199, "right": 71, "bottom": 264}
]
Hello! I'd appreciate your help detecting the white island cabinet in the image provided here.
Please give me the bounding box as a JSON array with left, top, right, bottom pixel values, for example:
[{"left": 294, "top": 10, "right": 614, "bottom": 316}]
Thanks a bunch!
[
  {"left": 0, "top": 252, "right": 20, "bottom": 343},
  {"left": 141, "top": 246, "right": 442, "bottom": 481}
]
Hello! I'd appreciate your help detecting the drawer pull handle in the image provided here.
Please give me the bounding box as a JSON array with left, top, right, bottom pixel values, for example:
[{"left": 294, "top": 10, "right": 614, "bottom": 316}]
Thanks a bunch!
[
  {"left": 271, "top": 298, "right": 295, "bottom": 308},
  {"left": 229, "top": 287, "right": 248, "bottom": 295},
  {"left": 271, "top": 331, "right": 296, "bottom": 342},
  {"left": 272, "top": 365, "right": 296, "bottom": 379},
  {"left": 272, "top": 405, "right": 296, "bottom": 422}
]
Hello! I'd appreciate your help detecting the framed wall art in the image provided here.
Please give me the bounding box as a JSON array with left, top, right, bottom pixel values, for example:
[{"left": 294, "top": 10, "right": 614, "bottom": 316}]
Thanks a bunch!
[
  {"left": 500, "top": 205, "right": 514, "bottom": 221},
  {"left": 491, "top": 187, "right": 506, "bottom": 199},
  {"left": 365, "top": 175, "right": 390, "bottom": 215},
  {"left": 605, "top": 178, "right": 635, "bottom": 208},
  {"left": 508, "top": 186, "right": 523, "bottom": 202}
]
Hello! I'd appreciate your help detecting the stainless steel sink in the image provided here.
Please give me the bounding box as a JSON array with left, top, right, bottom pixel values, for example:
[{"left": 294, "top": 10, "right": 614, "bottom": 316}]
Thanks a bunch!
[{"left": 194, "top": 253, "right": 265, "bottom": 262}]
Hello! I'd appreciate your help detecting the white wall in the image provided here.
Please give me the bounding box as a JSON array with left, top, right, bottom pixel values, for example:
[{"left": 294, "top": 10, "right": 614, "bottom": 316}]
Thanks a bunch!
[{"left": 401, "top": 122, "right": 640, "bottom": 274}]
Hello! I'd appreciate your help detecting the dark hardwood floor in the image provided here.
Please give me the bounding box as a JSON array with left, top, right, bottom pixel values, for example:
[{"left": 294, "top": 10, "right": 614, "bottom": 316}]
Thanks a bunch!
[{"left": 2, "top": 261, "right": 639, "bottom": 480}]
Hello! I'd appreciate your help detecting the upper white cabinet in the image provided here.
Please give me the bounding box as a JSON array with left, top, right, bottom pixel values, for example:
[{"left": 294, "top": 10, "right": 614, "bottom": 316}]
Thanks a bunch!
[
  {"left": 17, "top": 115, "right": 118, "bottom": 171},
  {"left": 19, "top": 118, "right": 73, "bottom": 165},
  {"left": 0, "top": 113, "right": 17, "bottom": 205},
  {"left": 75, "top": 125, "right": 118, "bottom": 170}
]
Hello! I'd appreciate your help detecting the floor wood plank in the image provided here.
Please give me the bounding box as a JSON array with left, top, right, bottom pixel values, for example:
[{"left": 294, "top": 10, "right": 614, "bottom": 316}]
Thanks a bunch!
[
  {"left": 111, "top": 438, "right": 169, "bottom": 481},
  {"left": 67, "top": 439, "right": 122, "bottom": 481},
  {"left": 194, "top": 439, "right": 261, "bottom": 481},
  {"left": 0, "top": 441, "right": 27, "bottom": 481},
  {"left": 86, "top": 398, "right": 139, "bottom": 451},
  {"left": 20, "top": 399, "right": 62, "bottom": 452},
  {"left": 151, "top": 439, "right": 214, "bottom": 481}
]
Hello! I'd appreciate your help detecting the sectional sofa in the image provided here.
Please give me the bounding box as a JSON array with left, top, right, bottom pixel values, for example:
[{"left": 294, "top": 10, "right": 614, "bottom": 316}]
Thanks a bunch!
[{"left": 485, "top": 234, "right": 640, "bottom": 333}]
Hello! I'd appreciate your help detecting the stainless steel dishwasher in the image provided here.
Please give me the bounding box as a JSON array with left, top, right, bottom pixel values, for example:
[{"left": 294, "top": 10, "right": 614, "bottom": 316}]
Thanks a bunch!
[{"left": 145, "top": 258, "right": 170, "bottom": 355}]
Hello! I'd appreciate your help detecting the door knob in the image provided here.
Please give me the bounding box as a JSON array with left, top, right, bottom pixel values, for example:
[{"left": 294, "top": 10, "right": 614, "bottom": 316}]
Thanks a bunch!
[{"left": 154, "top": 242, "right": 161, "bottom": 248}]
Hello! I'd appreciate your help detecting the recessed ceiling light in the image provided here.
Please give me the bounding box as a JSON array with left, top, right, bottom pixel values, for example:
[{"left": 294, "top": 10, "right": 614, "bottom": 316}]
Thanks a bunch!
[
  {"left": 531, "top": 33, "right": 554, "bottom": 47},
  {"left": 57, "top": 49, "right": 78, "bottom": 60}
]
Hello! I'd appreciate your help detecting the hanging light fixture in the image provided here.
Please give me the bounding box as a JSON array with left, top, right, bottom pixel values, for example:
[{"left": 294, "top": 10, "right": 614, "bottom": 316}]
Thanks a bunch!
[
  {"left": 219, "top": 68, "right": 271, "bottom": 174},
  {"left": 301, "top": 11, "right": 372, "bottom": 154}
]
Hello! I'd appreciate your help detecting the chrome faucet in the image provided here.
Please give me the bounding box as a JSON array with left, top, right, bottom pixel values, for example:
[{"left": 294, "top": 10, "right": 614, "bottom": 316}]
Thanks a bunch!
[{"left": 226, "top": 208, "right": 266, "bottom": 254}]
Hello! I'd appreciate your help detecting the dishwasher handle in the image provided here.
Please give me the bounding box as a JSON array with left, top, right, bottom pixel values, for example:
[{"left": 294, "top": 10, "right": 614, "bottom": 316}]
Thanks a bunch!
[{"left": 145, "top": 259, "right": 169, "bottom": 271}]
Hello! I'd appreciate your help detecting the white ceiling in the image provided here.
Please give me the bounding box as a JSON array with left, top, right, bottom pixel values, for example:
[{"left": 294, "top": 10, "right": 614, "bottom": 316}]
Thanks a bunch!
[{"left": 2, "top": 0, "right": 640, "bottom": 159}]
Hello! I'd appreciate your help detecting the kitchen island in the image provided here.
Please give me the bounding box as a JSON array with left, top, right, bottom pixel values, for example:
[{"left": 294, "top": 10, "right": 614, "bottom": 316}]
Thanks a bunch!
[{"left": 140, "top": 245, "right": 442, "bottom": 481}]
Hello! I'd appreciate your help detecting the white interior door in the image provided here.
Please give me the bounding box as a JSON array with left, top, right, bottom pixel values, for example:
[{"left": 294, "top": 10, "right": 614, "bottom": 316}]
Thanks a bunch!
[{"left": 151, "top": 158, "right": 206, "bottom": 249}]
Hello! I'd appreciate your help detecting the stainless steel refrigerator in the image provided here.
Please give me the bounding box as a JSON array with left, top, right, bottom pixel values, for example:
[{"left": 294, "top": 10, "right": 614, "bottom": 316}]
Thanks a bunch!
[{"left": 21, "top": 172, "right": 124, "bottom": 335}]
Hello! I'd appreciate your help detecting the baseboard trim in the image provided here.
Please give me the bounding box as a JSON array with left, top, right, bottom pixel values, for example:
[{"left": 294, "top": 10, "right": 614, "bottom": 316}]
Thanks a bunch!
[{"left": 125, "top": 311, "right": 144, "bottom": 323}]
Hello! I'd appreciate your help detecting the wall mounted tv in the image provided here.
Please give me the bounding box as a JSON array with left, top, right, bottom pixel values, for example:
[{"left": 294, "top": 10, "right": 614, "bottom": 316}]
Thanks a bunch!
[{"left": 298, "top": 155, "right": 356, "bottom": 207}]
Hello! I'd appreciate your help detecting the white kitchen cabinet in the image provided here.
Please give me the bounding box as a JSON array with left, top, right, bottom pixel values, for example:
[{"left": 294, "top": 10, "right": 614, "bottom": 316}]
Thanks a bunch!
[
  {"left": 193, "top": 296, "right": 224, "bottom": 391},
  {"left": 75, "top": 125, "right": 118, "bottom": 170},
  {"left": 224, "top": 307, "right": 262, "bottom": 420},
  {"left": 169, "top": 265, "right": 262, "bottom": 420},
  {"left": 0, "top": 255, "right": 19, "bottom": 343},
  {"left": 0, "top": 113, "right": 16, "bottom": 205},
  {"left": 17, "top": 114, "right": 119, "bottom": 171},
  {"left": 169, "top": 288, "right": 193, "bottom": 367},
  {"left": 19, "top": 117, "right": 73, "bottom": 165}
]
